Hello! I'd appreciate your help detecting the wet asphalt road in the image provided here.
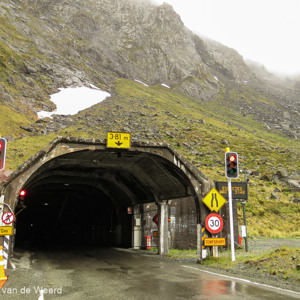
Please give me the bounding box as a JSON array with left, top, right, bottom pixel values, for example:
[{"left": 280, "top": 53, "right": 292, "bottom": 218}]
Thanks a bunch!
[{"left": 2, "top": 247, "right": 299, "bottom": 299}]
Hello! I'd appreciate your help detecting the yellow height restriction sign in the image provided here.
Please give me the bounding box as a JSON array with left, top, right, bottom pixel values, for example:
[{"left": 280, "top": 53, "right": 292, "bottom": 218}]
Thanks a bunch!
[
  {"left": 0, "top": 226, "right": 14, "bottom": 236},
  {"left": 106, "top": 132, "right": 131, "bottom": 149},
  {"left": 202, "top": 188, "right": 227, "bottom": 212}
]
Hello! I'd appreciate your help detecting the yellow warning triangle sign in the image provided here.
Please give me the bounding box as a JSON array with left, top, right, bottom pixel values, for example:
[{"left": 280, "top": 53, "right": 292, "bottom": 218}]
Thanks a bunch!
[{"left": 202, "top": 188, "right": 227, "bottom": 212}]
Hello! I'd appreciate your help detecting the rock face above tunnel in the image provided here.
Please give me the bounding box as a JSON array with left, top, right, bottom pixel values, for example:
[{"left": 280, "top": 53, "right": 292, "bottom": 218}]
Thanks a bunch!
[
  {"left": 0, "top": 0, "right": 255, "bottom": 111},
  {"left": 1, "top": 0, "right": 299, "bottom": 141}
]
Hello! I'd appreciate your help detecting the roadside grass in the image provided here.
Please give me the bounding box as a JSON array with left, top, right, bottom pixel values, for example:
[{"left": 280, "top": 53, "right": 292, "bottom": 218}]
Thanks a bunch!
[
  {"left": 240, "top": 246, "right": 300, "bottom": 283},
  {"left": 167, "top": 249, "right": 197, "bottom": 258},
  {"left": 162, "top": 246, "right": 300, "bottom": 284}
]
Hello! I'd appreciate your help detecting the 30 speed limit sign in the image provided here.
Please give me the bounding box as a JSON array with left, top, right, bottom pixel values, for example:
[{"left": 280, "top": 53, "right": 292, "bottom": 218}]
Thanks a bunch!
[{"left": 205, "top": 213, "right": 224, "bottom": 234}]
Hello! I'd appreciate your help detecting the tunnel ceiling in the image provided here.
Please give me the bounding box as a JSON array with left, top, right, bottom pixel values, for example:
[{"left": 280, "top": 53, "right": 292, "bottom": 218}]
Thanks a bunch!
[{"left": 20, "top": 146, "right": 194, "bottom": 208}]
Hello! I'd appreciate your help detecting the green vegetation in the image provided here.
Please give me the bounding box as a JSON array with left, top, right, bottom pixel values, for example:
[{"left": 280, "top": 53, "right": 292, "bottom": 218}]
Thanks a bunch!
[
  {"left": 4, "top": 78, "right": 300, "bottom": 237},
  {"left": 6, "top": 134, "right": 56, "bottom": 170},
  {"left": 0, "top": 104, "right": 36, "bottom": 140},
  {"left": 202, "top": 246, "right": 300, "bottom": 285},
  {"left": 158, "top": 245, "right": 300, "bottom": 286}
]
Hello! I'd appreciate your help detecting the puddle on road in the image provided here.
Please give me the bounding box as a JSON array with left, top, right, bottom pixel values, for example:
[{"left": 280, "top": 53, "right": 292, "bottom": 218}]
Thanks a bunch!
[{"left": 183, "top": 265, "right": 300, "bottom": 299}]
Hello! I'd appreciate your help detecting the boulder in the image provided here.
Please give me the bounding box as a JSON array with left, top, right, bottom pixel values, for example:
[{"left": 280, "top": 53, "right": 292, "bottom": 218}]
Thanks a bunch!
[{"left": 287, "top": 179, "right": 300, "bottom": 192}]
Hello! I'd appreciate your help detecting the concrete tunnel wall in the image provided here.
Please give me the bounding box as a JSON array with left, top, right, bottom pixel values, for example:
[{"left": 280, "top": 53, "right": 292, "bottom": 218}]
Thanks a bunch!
[{"left": 0, "top": 136, "right": 213, "bottom": 264}]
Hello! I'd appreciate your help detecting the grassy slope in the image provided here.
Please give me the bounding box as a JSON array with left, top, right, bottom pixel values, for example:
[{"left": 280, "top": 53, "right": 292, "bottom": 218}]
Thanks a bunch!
[
  {"left": 5, "top": 79, "right": 300, "bottom": 237},
  {"left": 163, "top": 245, "right": 300, "bottom": 288}
]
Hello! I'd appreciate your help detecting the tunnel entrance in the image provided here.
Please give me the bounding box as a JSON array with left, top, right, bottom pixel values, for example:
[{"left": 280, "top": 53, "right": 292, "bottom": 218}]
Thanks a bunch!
[
  {"left": 15, "top": 184, "right": 131, "bottom": 249},
  {"left": 1, "top": 137, "right": 211, "bottom": 261}
]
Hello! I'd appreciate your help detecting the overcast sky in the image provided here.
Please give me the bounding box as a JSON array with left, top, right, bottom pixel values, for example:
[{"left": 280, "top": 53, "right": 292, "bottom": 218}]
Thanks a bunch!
[{"left": 153, "top": 0, "right": 300, "bottom": 76}]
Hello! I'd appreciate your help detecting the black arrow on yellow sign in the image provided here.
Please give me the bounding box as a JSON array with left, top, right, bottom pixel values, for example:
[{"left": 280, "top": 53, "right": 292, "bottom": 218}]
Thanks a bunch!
[
  {"left": 211, "top": 193, "right": 218, "bottom": 208},
  {"left": 115, "top": 141, "right": 123, "bottom": 146}
]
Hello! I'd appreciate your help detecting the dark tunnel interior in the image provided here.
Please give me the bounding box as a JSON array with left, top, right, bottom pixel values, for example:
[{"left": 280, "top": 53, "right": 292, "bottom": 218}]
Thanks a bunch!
[{"left": 15, "top": 183, "right": 133, "bottom": 250}]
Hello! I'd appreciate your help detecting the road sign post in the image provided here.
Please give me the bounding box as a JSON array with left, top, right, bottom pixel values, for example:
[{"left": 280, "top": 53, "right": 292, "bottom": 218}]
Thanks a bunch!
[
  {"left": 242, "top": 201, "right": 249, "bottom": 252},
  {"left": 205, "top": 213, "right": 224, "bottom": 258},
  {"left": 225, "top": 147, "right": 237, "bottom": 261},
  {"left": 228, "top": 178, "right": 235, "bottom": 261},
  {"left": 202, "top": 188, "right": 227, "bottom": 259},
  {"left": 216, "top": 180, "right": 249, "bottom": 252}
]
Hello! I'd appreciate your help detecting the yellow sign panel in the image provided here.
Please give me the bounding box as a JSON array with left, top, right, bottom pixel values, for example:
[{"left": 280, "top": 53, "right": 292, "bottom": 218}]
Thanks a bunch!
[
  {"left": 0, "top": 226, "right": 13, "bottom": 236},
  {"left": 204, "top": 238, "right": 226, "bottom": 246},
  {"left": 106, "top": 132, "right": 131, "bottom": 149},
  {"left": 202, "top": 188, "right": 227, "bottom": 212}
]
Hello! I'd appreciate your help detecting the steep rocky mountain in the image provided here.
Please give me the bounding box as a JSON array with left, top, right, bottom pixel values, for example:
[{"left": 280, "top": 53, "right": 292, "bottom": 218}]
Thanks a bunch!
[
  {"left": 0, "top": 0, "right": 299, "bottom": 236},
  {"left": 2, "top": 0, "right": 300, "bottom": 140},
  {"left": 1, "top": 0, "right": 299, "bottom": 135}
]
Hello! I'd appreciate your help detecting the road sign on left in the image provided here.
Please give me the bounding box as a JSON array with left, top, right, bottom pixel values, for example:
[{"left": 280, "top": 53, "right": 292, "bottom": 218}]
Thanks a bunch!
[
  {"left": 0, "top": 226, "right": 13, "bottom": 236},
  {"left": 1, "top": 212, "right": 15, "bottom": 225}
]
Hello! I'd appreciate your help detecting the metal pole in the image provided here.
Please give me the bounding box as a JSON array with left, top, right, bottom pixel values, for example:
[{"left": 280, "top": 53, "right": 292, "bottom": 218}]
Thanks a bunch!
[
  {"left": 228, "top": 178, "right": 235, "bottom": 261},
  {"left": 242, "top": 202, "right": 248, "bottom": 252},
  {"left": 197, "top": 224, "right": 202, "bottom": 263}
]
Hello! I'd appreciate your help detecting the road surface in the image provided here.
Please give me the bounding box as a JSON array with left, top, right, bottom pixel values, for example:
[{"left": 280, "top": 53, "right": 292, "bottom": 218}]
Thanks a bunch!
[{"left": 2, "top": 247, "right": 299, "bottom": 299}]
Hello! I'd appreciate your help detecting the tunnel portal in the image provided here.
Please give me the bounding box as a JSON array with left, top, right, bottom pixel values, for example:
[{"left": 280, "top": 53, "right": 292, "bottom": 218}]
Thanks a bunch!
[{"left": 0, "top": 137, "right": 211, "bottom": 262}]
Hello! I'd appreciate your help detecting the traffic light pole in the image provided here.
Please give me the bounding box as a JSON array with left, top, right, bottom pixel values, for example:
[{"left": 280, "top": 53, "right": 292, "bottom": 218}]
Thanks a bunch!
[{"left": 228, "top": 178, "right": 235, "bottom": 261}]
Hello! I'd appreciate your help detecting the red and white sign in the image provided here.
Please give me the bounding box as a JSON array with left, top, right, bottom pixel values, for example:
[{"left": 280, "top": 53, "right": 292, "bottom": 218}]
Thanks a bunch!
[
  {"left": 205, "top": 213, "right": 223, "bottom": 234},
  {"left": 1, "top": 212, "right": 15, "bottom": 225},
  {"left": 152, "top": 214, "right": 171, "bottom": 225},
  {"left": 153, "top": 214, "right": 158, "bottom": 225}
]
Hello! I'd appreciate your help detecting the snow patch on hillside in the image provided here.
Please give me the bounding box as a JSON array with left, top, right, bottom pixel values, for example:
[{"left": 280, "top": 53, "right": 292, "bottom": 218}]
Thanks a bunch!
[{"left": 37, "top": 86, "right": 110, "bottom": 118}]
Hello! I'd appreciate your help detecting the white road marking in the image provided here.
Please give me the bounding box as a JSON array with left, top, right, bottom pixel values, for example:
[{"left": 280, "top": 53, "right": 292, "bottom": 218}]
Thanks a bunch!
[
  {"left": 182, "top": 265, "right": 300, "bottom": 296},
  {"left": 38, "top": 290, "right": 44, "bottom": 300}
]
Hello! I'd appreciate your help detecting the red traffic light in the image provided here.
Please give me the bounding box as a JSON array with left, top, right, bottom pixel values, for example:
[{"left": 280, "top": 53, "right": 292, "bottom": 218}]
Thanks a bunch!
[
  {"left": 20, "top": 190, "right": 26, "bottom": 197},
  {"left": 19, "top": 189, "right": 27, "bottom": 201},
  {"left": 225, "top": 151, "right": 239, "bottom": 179},
  {"left": 229, "top": 155, "right": 236, "bottom": 162}
]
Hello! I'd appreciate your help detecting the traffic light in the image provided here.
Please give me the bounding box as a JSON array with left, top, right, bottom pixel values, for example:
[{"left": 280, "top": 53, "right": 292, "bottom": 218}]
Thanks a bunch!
[
  {"left": 0, "top": 138, "right": 7, "bottom": 171},
  {"left": 225, "top": 151, "right": 239, "bottom": 179},
  {"left": 20, "top": 190, "right": 26, "bottom": 197},
  {"left": 19, "top": 189, "right": 27, "bottom": 202}
]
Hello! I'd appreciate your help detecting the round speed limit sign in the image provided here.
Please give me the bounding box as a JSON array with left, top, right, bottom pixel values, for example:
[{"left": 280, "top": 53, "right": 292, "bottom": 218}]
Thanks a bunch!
[{"left": 205, "top": 213, "right": 224, "bottom": 234}]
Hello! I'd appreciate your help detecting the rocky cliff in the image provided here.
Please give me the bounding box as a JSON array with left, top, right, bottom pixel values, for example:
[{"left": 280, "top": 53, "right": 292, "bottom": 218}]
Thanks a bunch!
[
  {"left": 1, "top": 0, "right": 299, "bottom": 140},
  {"left": 0, "top": 1, "right": 258, "bottom": 103}
]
